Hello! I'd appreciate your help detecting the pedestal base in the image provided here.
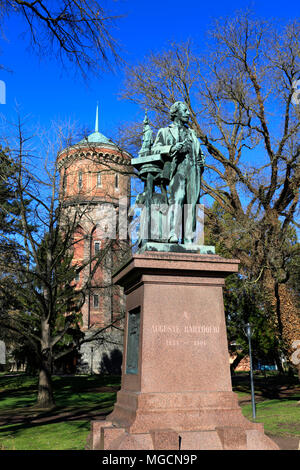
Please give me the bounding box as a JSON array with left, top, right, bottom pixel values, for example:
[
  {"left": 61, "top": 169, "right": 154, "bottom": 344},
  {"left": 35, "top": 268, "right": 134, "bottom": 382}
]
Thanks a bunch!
[
  {"left": 89, "top": 423, "right": 278, "bottom": 450},
  {"left": 88, "top": 252, "right": 279, "bottom": 450},
  {"left": 89, "top": 389, "right": 278, "bottom": 450}
]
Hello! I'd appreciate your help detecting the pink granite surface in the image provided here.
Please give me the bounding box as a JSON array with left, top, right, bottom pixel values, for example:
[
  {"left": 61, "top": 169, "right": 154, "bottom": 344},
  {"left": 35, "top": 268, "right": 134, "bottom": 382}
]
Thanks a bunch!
[{"left": 92, "top": 252, "right": 279, "bottom": 450}]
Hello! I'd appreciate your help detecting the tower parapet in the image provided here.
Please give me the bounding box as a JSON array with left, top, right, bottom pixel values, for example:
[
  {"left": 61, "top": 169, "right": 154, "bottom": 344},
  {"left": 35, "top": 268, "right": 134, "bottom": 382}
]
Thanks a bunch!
[{"left": 57, "top": 106, "right": 131, "bottom": 208}]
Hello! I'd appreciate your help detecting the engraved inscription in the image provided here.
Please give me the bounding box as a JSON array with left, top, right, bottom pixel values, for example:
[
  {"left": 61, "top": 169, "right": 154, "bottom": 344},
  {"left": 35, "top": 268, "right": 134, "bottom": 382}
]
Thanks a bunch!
[{"left": 152, "top": 321, "right": 220, "bottom": 348}]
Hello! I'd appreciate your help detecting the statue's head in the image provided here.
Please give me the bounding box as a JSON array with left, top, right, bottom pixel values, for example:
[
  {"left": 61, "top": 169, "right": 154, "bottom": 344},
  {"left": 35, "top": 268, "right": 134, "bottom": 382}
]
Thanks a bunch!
[{"left": 169, "top": 101, "right": 190, "bottom": 124}]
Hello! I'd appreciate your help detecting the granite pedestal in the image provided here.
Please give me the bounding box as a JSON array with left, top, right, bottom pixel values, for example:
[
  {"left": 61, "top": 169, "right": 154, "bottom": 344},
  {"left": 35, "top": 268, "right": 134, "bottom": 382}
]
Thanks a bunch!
[{"left": 89, "top": 251, "right": 278, "bottom": 450}]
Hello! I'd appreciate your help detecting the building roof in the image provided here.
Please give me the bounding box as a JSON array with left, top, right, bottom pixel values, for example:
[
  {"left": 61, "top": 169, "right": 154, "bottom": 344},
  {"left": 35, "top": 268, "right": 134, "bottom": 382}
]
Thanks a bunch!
[
  {"left": 77, "top": 103, "right": 115, "bottom": 147},
  {"left": 78, "top": 130, "right": 113, "bottom": 145},
  {"left": 57, "top": 103, "right": 132, "bottom": 164}
]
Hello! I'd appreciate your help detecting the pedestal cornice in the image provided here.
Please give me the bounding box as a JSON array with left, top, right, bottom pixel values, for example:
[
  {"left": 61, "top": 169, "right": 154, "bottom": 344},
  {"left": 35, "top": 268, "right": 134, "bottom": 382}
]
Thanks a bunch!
[{"left": 113, "top": 251, "right": 240, "bottom": 293}]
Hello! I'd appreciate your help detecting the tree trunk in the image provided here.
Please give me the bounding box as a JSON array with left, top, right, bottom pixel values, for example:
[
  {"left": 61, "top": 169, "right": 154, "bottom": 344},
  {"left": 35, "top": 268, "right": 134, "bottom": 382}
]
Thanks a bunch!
[
  {"left": 274, "top": 353, "right": 284, "bottom": 375},
  {"left": 296, "top": 364, "right": 300, "bottom": 382},
  {"left": 263, "top": 273, "right": 300, "bottom": 377},
  {"left": 36, "top": 316, "right": 55, "bottom": 408},
  {"left": 36, "top": 359, "right": 55, "bottom": 408},
  {"left": 230, "top": 352, "right": 246, "bottom": 374}
]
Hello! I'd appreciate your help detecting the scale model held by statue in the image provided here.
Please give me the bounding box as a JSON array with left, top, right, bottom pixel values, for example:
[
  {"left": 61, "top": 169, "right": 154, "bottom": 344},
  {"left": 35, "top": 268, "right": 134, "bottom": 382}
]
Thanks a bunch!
[{"left": 132, "top": 101, "right": 214, "bottom": 254}]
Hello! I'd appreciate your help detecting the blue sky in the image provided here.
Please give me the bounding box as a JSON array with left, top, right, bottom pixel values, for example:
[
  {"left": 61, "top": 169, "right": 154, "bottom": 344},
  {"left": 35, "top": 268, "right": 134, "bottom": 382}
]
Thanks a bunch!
[{"left": 0, "top": 0, "right": 299, "bottom": 147}]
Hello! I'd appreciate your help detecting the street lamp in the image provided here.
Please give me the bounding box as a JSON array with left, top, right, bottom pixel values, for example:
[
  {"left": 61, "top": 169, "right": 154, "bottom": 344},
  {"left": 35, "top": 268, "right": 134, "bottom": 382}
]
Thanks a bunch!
[
  {"left": 90, "top": 346, "right": 94, "bottom": 375},
  {"left": 245, "top": 322, "right": 256, "bottom": 420}
]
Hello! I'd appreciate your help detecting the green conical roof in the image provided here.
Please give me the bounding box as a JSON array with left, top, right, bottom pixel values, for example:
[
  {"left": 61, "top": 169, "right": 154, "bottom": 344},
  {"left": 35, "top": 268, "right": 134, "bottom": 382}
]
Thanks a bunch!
[
  {"left": 78, "top": 130, "right": 113, "bottom": 145},
  {"left": 78, "top": 103, "right": 115, "bottom": 146}
]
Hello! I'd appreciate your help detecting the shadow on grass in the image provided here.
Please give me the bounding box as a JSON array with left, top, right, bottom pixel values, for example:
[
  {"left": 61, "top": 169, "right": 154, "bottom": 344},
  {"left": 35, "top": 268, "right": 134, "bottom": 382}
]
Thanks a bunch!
[
  {"left": 232, "top": 372, "right": 300, "bottom": 400},
  {"left": 0, "top": 400, "right": 113, "bottom": 430},
  {"left": 0, "top": 374, "right": 121, "bottom": 438}
]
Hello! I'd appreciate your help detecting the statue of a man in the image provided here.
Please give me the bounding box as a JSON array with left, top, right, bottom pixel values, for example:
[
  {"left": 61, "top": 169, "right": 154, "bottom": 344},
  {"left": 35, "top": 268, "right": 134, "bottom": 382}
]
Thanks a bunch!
[{"left": 152, "top": 101, "right": 205, "bottom": 244}]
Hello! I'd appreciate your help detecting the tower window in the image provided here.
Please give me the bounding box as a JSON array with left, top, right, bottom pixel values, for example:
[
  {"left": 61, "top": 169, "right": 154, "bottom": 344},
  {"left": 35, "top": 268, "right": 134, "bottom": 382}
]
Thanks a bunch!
[
  {"left": 93, "top": 294, "right": 99, "bottom": 308},
  {"left": 78, "top": 171, "right": 83, "bottom": 189},
  {"left": 115, "top": 173, "right": 119, "bottom": 189},
  {"left": 63, "top": 171, "right": 67, "bottom": 191},
  {"left": 75, "top": 272, "right": 80, "bottom": 282},
  {"left": 94, "top": 241, "right": 101, "bottom": 254},
  {"left": 97, "top": 172, "right": 102, "bottom": 187}
]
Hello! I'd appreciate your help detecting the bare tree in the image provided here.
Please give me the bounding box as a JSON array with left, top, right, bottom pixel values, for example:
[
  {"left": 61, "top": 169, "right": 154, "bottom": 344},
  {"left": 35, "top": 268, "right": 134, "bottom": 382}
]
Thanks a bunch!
[
  {"left": 0, "top": 0, "right": 123, "bottom": 77},
  {"left": 120, "top": 11, "right": 300, "bottom": 369},
  {"left": 0, "top": 117, "right": 129, "bottom": 407}
]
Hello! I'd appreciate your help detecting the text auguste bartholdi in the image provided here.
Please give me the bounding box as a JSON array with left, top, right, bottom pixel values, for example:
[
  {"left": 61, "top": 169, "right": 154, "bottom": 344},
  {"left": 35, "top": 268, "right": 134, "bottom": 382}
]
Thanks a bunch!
[
  {"left": 152, "top": 324, "right": 220, "bottom": 334},
  {"left": 152, "top": 324, "right": 220, "bottom": 348}
]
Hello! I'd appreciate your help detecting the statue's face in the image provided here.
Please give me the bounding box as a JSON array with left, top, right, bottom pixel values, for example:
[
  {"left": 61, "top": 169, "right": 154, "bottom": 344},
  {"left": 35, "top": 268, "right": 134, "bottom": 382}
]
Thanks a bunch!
[{"left": 177, "top": 103, "right": 190, "bottom": 124}]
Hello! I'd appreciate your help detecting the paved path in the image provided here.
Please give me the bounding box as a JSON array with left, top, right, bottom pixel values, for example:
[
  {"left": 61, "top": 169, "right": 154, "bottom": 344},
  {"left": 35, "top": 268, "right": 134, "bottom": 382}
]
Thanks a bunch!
[{"left": 267, "top": 434, "right": 299, "bottom": 450}]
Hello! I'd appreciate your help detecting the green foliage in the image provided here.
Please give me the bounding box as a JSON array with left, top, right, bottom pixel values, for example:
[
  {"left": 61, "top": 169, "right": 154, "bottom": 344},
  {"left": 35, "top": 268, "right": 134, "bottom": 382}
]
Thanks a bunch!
[
  {"left": 0, "top": 148, "right": 31, "bottom": 368},
  {"left": 205, "top": 201, "right": 288, "bottom": 366},
  {"left": 0, "top": 157, "right": 85, "bottom": 374},
  {"left": 224, "top": 274, "right": 281, "bottom": 362},
  {"left": 0, "top": 148, "right": 21, "bottom": 236},
  {"left": 8, "top": 230, "right": 85, "bottom": 373},
  {"left": 0, "top": 135, "right": 117, "bottom": 406},
  {"left": 0, "top": 148, "right": 32, "bottom": 259}
]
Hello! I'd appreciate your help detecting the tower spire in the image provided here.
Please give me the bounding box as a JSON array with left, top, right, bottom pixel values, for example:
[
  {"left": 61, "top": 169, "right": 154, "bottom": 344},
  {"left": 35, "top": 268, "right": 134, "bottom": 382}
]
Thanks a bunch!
[{"left": 95, "top": 102, "right": 99, "bottom": 133}]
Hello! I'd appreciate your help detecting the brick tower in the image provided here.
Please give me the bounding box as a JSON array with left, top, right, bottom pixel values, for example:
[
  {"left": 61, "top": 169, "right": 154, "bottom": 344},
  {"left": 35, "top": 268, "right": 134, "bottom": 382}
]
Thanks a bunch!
[{"left": 57, "top": 106, "right": 131, "bottom": 372}]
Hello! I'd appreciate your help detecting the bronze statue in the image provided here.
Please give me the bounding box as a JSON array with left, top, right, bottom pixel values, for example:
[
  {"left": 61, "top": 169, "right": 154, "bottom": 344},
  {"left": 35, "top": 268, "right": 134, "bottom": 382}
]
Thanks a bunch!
[
  {"left": 152, "top": 101, "right": 205, "bottom": 243},
  {"left": 131, "top": 102, "right": 205, "bottom": 249}
]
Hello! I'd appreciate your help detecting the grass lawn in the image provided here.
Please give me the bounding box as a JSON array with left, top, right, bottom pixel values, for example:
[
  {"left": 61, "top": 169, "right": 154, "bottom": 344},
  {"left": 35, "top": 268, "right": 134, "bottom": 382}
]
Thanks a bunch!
[
  {"left": 242, "top": 399, "right": 300, "bottom": 437},
  {"left": 232, "top": 371, "right": 300, "bottom": 439},
  {"left": 0, "top": 421, "right": 91, "bottom": 450},
  {"left": 0, "top": 373, "right": 120, "bottom": 450},
  {"left": 0, "top": 371, "right": 299, "bottom": 450}
]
